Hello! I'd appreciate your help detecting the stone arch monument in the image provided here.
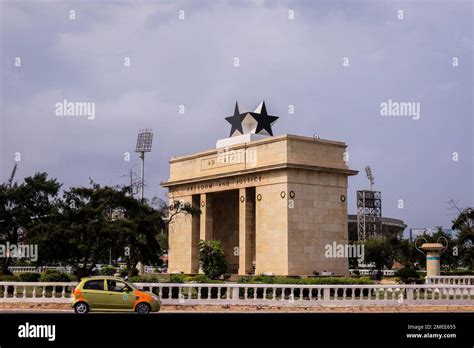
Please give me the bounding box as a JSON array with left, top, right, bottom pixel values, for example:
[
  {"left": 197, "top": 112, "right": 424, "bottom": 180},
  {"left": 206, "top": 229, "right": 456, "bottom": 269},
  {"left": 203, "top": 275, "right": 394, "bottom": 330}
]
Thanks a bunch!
[{"left": 161, "top": 102, "right": 358, "bottom": 276}]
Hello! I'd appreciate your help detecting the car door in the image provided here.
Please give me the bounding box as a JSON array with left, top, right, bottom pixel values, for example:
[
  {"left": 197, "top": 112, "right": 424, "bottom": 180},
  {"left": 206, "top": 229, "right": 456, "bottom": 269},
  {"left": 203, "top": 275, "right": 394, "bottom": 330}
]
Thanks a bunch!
[
  {"left": 105, "top": 280, "right": 136, "bottom": 310},
  {"left": 81, "top": 279, "right": 107, "bottom": 309}
]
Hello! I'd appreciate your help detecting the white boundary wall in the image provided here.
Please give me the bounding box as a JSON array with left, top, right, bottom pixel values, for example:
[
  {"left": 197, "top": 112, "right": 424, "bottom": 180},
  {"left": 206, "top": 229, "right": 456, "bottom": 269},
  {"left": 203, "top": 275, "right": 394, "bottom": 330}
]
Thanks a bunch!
[{"left": 0, "top": 281, "right": 472, "bottom": 307}]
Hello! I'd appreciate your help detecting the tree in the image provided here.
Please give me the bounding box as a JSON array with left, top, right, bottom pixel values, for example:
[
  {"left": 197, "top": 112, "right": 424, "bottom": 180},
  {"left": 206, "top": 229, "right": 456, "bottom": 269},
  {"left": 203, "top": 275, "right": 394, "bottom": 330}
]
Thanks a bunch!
[
  {"left": 0, "top": 173, "right": 61, "bottom": 274},
  {"left": 423, "top": 227, "right": 458, "bottom": 270},
  {"left": 393, "top": 238, "right": 424, "bottom": 268},
  {"left": 450, "top": 203, "right": 473, "bottom": 269},
  {"left": 393, "top": 227, "right": 460, "bottom": 271},
  {"left": 198, "top": 240, "right": 227, "bottom": 279},
  {"left": 363, "top": 238, "right": 394, "bottom": 279},
  {"left": 28, "top": 183, "right": 128, "bottom": 277},
  {"left": 395, "top": 267, "right": 420, "bottom": 284},
  {"left": 28, "top": 182, "right": 167, "bottom": 277},
  {"left": 28, "top": 182, "right": 200, "bottom": 277}
]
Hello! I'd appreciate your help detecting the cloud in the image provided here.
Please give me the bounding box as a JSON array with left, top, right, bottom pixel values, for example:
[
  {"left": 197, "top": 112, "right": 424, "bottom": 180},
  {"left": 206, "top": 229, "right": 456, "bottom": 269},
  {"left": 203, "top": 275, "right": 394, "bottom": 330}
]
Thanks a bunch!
[{"left": 1, "top": 0, "right": 472, "bottom": 233}]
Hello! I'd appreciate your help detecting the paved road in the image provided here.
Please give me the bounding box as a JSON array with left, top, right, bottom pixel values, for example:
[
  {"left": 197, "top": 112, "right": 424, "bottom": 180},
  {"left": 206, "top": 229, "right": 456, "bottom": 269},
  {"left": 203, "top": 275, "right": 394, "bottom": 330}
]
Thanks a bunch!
[
  {"left": 0, "top": 309, "right": 254, "bottom": 314},
  {"left": 1, "top": 306, "right": 473, "bottom": 313}
]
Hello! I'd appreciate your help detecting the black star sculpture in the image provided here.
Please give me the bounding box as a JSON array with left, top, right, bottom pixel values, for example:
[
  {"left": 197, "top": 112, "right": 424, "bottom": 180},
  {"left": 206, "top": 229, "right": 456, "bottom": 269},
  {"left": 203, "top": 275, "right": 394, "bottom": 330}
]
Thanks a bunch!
[
  {"left": 250, "top": 101, "right": 279, "bottom": 136},
  {"left": 225, "top": 102, "right": 247, "bottom": 137}
]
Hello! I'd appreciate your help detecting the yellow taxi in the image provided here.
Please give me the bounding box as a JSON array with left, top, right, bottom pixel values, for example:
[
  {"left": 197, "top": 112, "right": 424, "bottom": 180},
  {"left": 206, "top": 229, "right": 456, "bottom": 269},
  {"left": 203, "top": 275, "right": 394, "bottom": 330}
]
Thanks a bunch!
[{"left": 71, "top": 276, "right": 160, "bottom": 314}]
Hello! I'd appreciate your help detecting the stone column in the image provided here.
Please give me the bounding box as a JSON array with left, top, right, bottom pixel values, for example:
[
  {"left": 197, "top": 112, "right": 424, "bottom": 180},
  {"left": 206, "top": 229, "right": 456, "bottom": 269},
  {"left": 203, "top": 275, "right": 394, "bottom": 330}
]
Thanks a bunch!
[
  {"left": 200, "top": 193, "right": 213, "bottom": 241},
  {"left": 168, "top": 195, "right": 197, "bottom": 274},
  {"left": 190, "top": 195, "right": 201, "bottom": 273},
  {"left": 239, "top": 188, "right": 255, "bottom": 275},
  {"left": 421, "top": 243, "right": 444, "bottom": 277}
]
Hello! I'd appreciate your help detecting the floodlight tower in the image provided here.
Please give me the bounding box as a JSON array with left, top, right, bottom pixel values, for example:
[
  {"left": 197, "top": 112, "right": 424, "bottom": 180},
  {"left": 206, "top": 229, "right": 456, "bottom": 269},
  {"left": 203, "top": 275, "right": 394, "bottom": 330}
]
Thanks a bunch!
[
  {"left": 135, "top": 129, "right": 153, "bottom": 202},
  {"left": 365, "top": 166, "right": 374, "bottom": 190},
  {"left": 7, "top": 163, "right": 17, "bottom": 188},
  {"left": 356, "top": 165, "right": 382, "bottom": 241}
]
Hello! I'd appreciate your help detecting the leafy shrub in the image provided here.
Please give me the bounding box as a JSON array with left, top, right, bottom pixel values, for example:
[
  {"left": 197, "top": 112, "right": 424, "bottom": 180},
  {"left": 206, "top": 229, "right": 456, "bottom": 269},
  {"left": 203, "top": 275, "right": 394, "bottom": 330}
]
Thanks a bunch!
[
  {"left": 99, "top": 265, "right": 117, "bottom": 276},
  {"left": 198, "top": 240, "right": 227, "bottom": 280},
  {"left": 67, "top": 274, "right": 78, "bottom": 282},
  {"left": 237, "top": 276, "right": 374, "bottom": 285},
  {"left": 0, "top": 275, "right": 20, "bottom": 281},
  {"left": 395, "top": 267, "right": 420, "bottom": 284},
  {"left": 119, "top": 267, "right": 128, "bottom": 278},
  {"left": 40, "top": 271, "right": 71, "bottom": 282},
  {"left": 184, "top": 274, "right": 223, "bottom": 283},
  {"left": 169, "top": 273, "right": 185, "bottom": 283},
  {"left": 129, "top": 275, "right": 167, "bottom": 283},
  {"left": 18, "top": 272, "right": 41, "bottom": 282}
]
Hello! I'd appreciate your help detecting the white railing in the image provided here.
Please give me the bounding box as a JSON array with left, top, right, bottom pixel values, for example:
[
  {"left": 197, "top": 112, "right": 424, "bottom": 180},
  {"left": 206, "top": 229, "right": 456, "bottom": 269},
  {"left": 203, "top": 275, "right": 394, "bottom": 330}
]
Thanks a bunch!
[
  {"left": 426, "top": 276, "right": 474, "bottom": 285},
  {"left": 8, "top": 266, "right": 74, "bottom": 274},
  {"left": 8, "top": 265, "right": 164, "bottom": 275},
  {"left": 0, "top": 282, "right": 78, "bottom": 303},
  {"left": 8, "top": 266, "right": 38, "bottom": 273},
  {"left": 1, "top": 282, "right": 472, "bottom": 306},
  {"left": 349, "top": 269, "right": 396, "bottom": 276}
]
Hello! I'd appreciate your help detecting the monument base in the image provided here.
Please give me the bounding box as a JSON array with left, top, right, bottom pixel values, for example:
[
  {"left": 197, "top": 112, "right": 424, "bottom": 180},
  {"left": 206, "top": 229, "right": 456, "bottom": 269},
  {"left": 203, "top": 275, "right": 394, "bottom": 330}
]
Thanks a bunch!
[{"left": 216, "top": 133, "right": 268, "bottom": 148}]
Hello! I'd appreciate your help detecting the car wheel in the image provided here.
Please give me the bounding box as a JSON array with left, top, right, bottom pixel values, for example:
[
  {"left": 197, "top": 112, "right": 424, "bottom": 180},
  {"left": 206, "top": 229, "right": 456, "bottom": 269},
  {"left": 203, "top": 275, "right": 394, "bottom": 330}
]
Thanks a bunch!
[
  {"left": 74, "top": 302, "right": 89, "bottom": 314},
  {"left": 135, "top": 302, "right": 151, "bottom": 314}
]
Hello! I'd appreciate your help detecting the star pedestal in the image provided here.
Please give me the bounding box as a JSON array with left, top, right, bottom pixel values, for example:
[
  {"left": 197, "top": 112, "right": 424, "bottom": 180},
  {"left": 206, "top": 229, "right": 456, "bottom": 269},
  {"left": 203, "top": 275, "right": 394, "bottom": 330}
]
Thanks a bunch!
[{"left": 216, "top": 133, "right": 269, "bottom": 148}]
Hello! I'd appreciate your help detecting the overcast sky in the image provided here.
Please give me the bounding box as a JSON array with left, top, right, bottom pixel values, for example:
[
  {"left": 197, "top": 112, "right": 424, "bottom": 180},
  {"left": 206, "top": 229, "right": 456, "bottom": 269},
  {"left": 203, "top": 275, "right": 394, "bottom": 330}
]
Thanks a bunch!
[{"left": 1, "top": 0, "right": 472, "bottom": 236}]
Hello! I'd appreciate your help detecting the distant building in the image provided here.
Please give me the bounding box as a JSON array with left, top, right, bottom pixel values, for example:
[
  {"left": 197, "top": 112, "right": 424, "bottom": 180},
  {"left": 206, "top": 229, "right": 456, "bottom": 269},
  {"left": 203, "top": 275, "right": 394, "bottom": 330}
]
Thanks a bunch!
[{"left": 348, "top": 214, "right": 406, "bottom": 241}]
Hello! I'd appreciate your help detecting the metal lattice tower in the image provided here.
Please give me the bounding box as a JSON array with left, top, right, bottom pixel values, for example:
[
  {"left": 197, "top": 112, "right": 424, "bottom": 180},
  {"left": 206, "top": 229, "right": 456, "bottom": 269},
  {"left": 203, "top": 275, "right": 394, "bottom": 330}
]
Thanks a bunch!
[{"left": 357, "top": 190, "right": 382, "bottom": 241}]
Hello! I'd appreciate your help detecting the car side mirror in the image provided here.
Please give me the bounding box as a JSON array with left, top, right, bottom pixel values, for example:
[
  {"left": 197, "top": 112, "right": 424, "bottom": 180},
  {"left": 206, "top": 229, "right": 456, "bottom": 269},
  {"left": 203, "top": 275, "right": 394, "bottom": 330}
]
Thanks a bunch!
[{"left": 123, "top": 288, "right": 130, "bottom": 293}]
